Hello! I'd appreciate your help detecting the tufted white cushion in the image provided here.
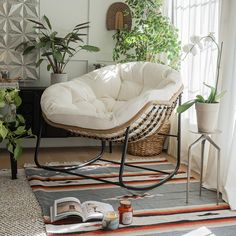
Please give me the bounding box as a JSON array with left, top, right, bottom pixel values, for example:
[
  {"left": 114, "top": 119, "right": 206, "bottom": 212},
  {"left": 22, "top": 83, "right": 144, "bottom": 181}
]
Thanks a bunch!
[{"left": 41, "top": 62, "right": 182, "bottom": 130}]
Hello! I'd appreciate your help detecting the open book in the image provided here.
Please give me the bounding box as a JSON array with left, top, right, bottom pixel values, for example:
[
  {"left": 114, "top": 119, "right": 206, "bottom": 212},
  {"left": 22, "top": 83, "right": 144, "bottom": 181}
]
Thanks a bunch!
[{"left": 50, "top": 197, "right": 114, "bottom": 223}]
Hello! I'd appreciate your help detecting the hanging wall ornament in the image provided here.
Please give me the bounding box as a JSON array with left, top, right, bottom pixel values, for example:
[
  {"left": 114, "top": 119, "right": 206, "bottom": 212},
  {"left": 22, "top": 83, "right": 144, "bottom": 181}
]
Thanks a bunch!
[{"left": 106, "top": 2, "right": 132, "bottom": 30}]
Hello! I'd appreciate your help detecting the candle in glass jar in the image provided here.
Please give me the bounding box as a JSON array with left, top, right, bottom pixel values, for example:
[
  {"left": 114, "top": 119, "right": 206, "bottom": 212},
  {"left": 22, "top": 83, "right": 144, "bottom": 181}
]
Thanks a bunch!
[{"left": 102, "top": 211, "right": 119, "bottom": 230}]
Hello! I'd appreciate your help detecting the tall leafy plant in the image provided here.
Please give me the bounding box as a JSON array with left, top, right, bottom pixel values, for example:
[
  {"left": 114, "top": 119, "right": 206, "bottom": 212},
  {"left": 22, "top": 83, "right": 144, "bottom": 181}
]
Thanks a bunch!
[
  {"left": 112, "top": 0, "right": 181, "bottom": 69},
  {"left": 16, "top": 16, "right": 100, "bottom": 74},
  {"left": 0, "top": 89, "right": 33, "bottom": 159}
]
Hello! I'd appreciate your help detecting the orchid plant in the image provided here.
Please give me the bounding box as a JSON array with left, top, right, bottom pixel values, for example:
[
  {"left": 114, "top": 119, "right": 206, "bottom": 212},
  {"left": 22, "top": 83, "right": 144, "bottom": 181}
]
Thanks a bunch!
[{"left": 177, "top": 32, "right": 225, "bottom": 113}]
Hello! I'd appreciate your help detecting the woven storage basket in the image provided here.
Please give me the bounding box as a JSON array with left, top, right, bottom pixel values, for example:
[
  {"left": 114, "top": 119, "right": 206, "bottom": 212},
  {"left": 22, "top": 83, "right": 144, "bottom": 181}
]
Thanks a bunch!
[{"left": 127, "top": 121, "right": 170, "bottom": 156}]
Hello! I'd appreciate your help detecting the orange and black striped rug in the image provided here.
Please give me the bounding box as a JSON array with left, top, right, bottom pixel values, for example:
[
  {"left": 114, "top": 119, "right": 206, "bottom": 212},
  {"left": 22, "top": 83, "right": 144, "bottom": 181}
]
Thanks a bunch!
[{"left": 25, "top": 158, "right": 236, "bottom": 236}]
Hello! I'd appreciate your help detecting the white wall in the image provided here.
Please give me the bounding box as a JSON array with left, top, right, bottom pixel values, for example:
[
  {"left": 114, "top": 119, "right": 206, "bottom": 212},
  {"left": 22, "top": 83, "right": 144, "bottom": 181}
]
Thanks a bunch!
[
  {"left": 39, "top": 0, "right": 121, "bottom": 84},
  {"left": 38, "top": 0, "right": 121, "bottom": 147}
]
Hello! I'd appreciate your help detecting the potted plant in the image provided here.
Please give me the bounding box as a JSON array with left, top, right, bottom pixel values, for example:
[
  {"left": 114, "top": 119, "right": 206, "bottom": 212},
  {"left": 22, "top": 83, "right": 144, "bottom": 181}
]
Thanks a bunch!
[
  {"left": 177, "top": 33, "right": 225, "bottom": 133},
  {"left": 0, "top": 88, "right": 33, "bottom": 159},
  {"left": 16, "top": 15, "right": 100, "bottom": 84},
  {"left": 112, "top": 0, "right": 181, "bottom": 69}
]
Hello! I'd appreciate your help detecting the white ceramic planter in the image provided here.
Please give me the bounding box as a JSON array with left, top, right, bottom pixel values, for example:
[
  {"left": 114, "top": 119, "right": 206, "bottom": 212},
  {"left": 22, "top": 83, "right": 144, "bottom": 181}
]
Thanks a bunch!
[
  {"left": 51, "top": 73, "right": 68, "bottom": 85},
  {"left": 195, "top": 102, "right": 220, "bottom": 133}
]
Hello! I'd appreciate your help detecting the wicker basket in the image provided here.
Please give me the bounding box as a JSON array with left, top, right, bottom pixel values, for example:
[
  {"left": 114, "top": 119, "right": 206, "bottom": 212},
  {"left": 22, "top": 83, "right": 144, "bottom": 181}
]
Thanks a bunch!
[{"left": 127, "top": 121, "right": 170, "bottom": 156}]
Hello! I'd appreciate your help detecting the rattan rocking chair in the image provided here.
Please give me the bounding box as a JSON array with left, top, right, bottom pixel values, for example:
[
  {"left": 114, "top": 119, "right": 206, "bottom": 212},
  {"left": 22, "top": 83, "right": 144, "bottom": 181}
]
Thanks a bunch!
[{"left": 34, "top": 62, "right": 183, "bottom": 191}]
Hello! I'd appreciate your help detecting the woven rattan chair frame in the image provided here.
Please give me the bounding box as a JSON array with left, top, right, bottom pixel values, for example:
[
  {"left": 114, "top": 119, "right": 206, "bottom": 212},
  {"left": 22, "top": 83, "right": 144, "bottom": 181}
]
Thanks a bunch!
[{"left": 34, "top": 88, "right": 183, "bottom": 192}]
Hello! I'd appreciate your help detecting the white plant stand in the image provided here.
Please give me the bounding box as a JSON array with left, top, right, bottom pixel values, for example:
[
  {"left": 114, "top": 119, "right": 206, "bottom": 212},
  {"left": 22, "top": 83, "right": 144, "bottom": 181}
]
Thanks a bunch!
[{"left": 186, "top": 129, "right": 221, "bottom": 205}]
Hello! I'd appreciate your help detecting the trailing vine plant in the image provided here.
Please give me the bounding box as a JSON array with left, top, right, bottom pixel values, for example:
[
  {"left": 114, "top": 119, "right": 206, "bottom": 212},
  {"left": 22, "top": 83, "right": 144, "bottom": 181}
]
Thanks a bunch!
[
  {"left": 112, "top": 0, "right": 181, "bottom": 69},
  {"left": 0, "top": 88, "right": 33, "bottom": 159}
]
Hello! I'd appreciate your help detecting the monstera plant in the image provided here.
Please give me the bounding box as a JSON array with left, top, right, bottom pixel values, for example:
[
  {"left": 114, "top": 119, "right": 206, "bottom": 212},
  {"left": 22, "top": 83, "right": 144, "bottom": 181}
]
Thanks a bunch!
[
  {"left": 0, "top": 88, "right": 33, "bottom": 159},
  {"left": 112, "top": 0, "right": 181, "bottom": 69}
]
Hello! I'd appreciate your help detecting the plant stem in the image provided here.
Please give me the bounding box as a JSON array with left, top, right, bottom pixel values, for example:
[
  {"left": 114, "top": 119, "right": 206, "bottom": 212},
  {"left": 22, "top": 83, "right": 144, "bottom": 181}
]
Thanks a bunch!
[
  {"left": 46, "top": 55, "right": 56, "bottom": 73},
  {"left": 215, "top": 41, "right": 223, "bottom": 94}
]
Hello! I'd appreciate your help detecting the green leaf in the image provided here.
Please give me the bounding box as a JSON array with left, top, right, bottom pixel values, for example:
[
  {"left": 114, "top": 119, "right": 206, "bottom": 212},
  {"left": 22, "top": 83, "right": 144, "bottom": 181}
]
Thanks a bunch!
[
  {"left": 14, "top": 126, "right": 26, "bottom": 135},
  {"left": 23, "top": 46, "right": 35, "bottom": 55},
  {"left": 14, "top": 96, "right": 22, "bottom": 107},
  {"left": 28, "top": 18, "right": 45, "bottom": 27},
  {"left": 43, "top": 15, "right": 52, "bottom": 30},
  {"left": 35, "top": 41, "right": 47, "bottom": 49},
  {"left": 7, "top": 142, "right": 14, "bottom": 154},
  {"left": 53, "top": 51, "right": 63, "bottom": 62},
  {"left": 177, "top": 100, "right": 195, "bottom": 113},
  {"left": 0, "top": 123, "right": 8, "bottom": 139},
  {"left": 0, "top": 101, "right": 5, "bottom": 108},
  {"left": 203, "top": 82, "right": 215, "bottom": 90},
  {"left": 47, "top": 64, "right": 52, "bottom": 71},
  {"left": 215, "top": 90, "right": 226, "bottom": 101},
  {"left": 17, "top": 114, "right": 25, "bottom": 123},
  {"left": 36, "top": 59, "right": 44, "bottom": 67},
  {"left": 27, "top": 128, "right": 33, "bottom": 136},
  {"left": 74, "top": 25, "right": 89, "bottom": 31},
  {"left": 74, "top": 22, "right": 89, "bottom": 28},
  {"left": 80, "top": 45, "right": 100, "bottom": 52},
  {"left": 33, "top": 25, "right": 46, "bottom": 30},
  {"left": 13, "top": 143, "right": 23, "bottom": 160},
  {"left": 195, "top": 95, "right": 205, "bottom": 103},
  {"left": 42, "top": 52, "right": 53, "bottom": 57},
  {"left": 15, "top": 42, "right": 28, "bottom": 51},
  {"left": 50, "top": 31, "right": 58, "bottom": 39}
]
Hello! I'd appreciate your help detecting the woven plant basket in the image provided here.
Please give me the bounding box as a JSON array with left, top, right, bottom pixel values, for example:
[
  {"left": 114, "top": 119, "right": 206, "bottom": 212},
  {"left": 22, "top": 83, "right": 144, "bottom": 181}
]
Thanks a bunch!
[{"left": 127, "top": 121, "right": 170, "bottom": 156}]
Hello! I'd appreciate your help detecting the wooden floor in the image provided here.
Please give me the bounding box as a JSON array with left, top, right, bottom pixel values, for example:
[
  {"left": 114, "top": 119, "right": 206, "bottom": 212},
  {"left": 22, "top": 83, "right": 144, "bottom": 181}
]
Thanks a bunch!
[
  {"left": 0, "top": 146, "right": 198, "bottom": 178},
  {"left": 0, "top": 146, "right": 170, "bottom": 169}
]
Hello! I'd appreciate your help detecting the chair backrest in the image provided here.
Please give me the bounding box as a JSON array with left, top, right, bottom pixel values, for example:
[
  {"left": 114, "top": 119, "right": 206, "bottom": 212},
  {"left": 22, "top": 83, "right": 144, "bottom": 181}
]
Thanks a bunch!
[
  {"left": 117, "top": 62, "right": 174, "bottom": 101},
  {"left": 76, "top": 62, "right": 177, "bottom": 101}
]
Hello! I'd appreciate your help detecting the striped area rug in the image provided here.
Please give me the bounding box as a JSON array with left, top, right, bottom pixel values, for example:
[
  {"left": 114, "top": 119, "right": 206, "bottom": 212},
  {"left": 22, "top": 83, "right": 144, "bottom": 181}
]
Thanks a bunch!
[{"left": 25, "top": 157, "right": 236, "bottom": 236}]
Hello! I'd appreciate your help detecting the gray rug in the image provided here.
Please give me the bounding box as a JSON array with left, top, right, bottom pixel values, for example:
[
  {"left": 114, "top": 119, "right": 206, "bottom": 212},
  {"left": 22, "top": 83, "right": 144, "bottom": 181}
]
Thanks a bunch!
[
  {"left": 0, "top": 169, "right": 46, "bottom": 236},
  {"left": 25, "top": 158, "right": 236, "bottom": 236}
]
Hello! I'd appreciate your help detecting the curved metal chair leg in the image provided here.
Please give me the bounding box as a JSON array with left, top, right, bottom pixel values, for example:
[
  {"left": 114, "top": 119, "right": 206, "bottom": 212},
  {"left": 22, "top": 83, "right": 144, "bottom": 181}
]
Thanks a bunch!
[
  {"left": 118, "top": 127, "right": 181, "bottom": 191},
  {"left": 118, "top": 95, "right": 182, "bottom": 191},
  {"left": 34, "top": 120, "right": 106, "bottom": 172}
]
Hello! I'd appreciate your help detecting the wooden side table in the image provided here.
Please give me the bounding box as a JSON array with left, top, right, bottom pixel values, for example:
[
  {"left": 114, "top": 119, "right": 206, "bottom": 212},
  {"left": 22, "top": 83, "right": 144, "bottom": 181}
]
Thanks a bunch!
[{"left": 186, "top": 130, "right": 221, "bottom": 205}]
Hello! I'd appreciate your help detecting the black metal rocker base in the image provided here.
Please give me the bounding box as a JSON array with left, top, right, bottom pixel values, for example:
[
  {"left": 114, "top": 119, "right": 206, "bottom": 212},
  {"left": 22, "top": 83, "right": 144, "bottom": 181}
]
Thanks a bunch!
[{"left": 34, "top": 97, "right": 181, "bottom": 192}]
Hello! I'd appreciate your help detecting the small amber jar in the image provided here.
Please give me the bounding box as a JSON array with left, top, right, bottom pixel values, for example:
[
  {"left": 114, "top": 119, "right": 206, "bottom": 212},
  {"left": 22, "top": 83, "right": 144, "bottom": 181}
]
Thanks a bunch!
[{"left": 118, "top": 200, "right": 133, "bottom": 225}]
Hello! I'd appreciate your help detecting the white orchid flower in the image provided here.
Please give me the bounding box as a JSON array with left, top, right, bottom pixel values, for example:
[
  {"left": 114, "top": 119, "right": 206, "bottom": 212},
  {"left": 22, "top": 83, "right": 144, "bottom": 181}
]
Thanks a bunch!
[
  {"left": 183, "top": 44, "right": 193, "bottom": 53},
  {"left": 190, "top": 35, "right": 201, "bottom": 44},
  {"left": 204, "top": 32, "right": 216, "bottom": 43},
  {"left": 190, "top": 45, "right": 198, "bottom": 56}
]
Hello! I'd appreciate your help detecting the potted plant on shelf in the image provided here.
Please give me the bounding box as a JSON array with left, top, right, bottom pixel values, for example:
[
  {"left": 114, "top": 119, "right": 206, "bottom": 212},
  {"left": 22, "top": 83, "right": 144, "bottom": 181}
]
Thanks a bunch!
[
  {"left": 16, "top": 15, "right": 100, "bottom": 84},
  {"left": 112, "top": 0, "right": 181, "bottom": 69},
  {"left": 0, "top": 88, "right": 33, "bottom": 159},
  {"left": 177, "top": 33, "right": 225, "bottom": 133}
]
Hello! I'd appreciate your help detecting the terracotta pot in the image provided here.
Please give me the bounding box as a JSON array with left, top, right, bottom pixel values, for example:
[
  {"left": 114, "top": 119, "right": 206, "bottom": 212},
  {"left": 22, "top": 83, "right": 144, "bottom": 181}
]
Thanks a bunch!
[
  {"left": 195, "top": 102, "right": 220, "bottom": 133},
  {"left": 51, "top": 73, "right": 68, "bottom": 84}
]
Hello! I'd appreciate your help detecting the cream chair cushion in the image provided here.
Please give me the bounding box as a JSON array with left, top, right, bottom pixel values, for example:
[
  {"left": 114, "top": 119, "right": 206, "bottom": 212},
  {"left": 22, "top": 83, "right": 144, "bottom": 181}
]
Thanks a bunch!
[{"left": 41, "top": 62, "right": 182, "bottom": 130}]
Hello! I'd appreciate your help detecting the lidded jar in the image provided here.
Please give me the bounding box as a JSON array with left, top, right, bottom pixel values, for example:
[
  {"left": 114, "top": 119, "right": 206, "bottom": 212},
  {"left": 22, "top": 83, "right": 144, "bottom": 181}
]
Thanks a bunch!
[{"left": 118, "top": 200, "right": 133, "bottom": 225}]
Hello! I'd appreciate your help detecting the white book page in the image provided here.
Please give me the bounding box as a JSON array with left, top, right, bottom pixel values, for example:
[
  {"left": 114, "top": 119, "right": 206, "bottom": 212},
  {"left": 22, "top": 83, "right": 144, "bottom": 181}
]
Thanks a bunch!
[
  {"left": 54, "top": 197, "right": 83, "bottom": 221},
  {"left": 82, "top": 201, "right": 114, "bottom": 221}
]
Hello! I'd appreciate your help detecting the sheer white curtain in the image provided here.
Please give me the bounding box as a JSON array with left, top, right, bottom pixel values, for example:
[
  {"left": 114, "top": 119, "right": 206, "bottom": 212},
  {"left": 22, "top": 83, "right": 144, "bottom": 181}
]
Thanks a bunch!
[
  {"left": 165, "top": 0, "right": 236, "bottom": 209},
  {"left": 166, "top": 0, "right": 220, "bottom": 172},
  {"left": 204, "top": 0, "right": 236, "bottom": 209}
]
